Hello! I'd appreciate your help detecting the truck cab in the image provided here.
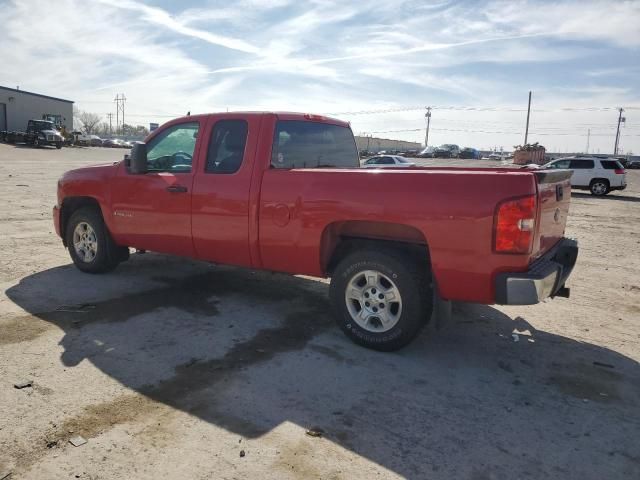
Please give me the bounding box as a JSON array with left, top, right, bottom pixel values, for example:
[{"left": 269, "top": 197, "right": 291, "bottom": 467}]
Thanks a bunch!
[{"left": 25, "top": 119, "right": 64, "bottom": 148}]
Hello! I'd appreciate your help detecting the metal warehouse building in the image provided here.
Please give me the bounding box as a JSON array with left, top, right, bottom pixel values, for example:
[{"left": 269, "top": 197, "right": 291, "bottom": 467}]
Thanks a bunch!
[{"left": 0, "top": 86, "right": 73, "bottom": 132}]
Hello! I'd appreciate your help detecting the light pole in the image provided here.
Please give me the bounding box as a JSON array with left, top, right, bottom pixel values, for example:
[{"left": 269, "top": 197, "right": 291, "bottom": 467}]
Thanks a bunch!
[
  {"left": 424, "top": 107, "right": 431, "bottom": 147},
  {"left": 524, "top": 91, "right": 532, "bottom": 145},
  {"left": 614, "top": 108, "right": 625, "bottom": 155}
]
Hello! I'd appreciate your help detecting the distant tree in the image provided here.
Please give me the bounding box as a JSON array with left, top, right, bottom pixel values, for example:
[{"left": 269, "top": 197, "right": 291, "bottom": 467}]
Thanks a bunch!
[
  {"left": 77, "top": 111, "right": 102, "bottom": 135},
  {"left": 122, "top": 123, "right": 149, "bottom": 137},
  {"left": 97, "top": 122, "right": 111, "bottom": 137}
]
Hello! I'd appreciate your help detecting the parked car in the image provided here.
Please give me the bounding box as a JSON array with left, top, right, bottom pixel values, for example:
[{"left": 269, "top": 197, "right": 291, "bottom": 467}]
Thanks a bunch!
[
  {"left": 539, "top": 156, "right": 626, "bottom": 196},
  {"left": 417, "top": 146, "right": 436, "bottom": 158},
  {"left": 76, "top": 134, "right": 103, "bottom": 147},
  {"left": 53, "top": 111, "right": 577, "bottom": 351},
  {"left": 459, "top": 147, "right": 481, "bottom": 159},
  {"left": 363, "top": 155, "right": 416, "bottom": 168},
  {"left": 103, "top": 139, "right": 129, "bottom": 148},
  {"left": 403, "top": 149, "right": 419, "bottom": 157},
  {"left": 434, "top": 144, "right": 460, "bottom": 158},
  {"left": 626, "top": 156, "right": 640, "bottom": 169}
]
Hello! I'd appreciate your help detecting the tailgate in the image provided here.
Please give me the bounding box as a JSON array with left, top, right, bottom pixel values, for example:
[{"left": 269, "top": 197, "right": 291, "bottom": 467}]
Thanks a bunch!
[{"left": 532, "top": 170, "right": 572, "bottom": 259}]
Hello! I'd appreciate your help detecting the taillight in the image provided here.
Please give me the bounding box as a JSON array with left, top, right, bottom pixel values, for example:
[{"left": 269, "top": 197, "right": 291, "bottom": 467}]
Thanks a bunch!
[
  {"left": 494, "top": 195, "right": 536, "bottom": 254},
  {"left": 615, "top": 168, "right": 625, "bottom": 174}
]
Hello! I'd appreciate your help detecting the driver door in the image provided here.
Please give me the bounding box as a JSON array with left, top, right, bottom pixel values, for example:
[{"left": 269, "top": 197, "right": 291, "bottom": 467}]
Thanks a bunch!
[{"left": 110, "top": 121, "right": 201, "bottom": 256}]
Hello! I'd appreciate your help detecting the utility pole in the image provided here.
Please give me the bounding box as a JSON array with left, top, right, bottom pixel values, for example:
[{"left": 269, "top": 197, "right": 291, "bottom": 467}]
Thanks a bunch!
[
  {"left": 114, "top": 94, "right": 126, "bottom": 135},
  {"left": 524, "top": 91, "right": 532, "bottom": 145},
  {"left": 586, "top": 128, "right": 590, "bottom": 154},
  {"left": 106, "top": 113, "right": 114, "bottom": 136},
  {"left": 613, "top": 108, "right": 625, "bottom": 155},
  {"left": 424, "top": 106, "right": 431, "bottom": 147}
]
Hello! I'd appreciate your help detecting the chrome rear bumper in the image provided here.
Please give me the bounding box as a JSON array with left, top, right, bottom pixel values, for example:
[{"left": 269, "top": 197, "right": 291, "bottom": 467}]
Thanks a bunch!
[{"left": 495, "top": 238, "right": 578, "bottom": 305}]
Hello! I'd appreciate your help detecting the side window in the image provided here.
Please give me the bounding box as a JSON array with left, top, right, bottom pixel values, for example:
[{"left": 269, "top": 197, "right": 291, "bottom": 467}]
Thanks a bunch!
[
  {"left": 146, "top": 122, "right": 199, "bottom": 173},
  {"left": 206, "top": 120, "right": 248, "bottom": 174},
  {"left": 365, "top": 157, "right": 380, "bottom": 165},
  {"left": 551, "top": 160, "right": 570, "bottom": 169},
  {"left": 600, "top": 160, "right": 620, "bottom": 170},
  {"left": 381, "top": 156, "right": 394, "bottom": 164},
  {"left": 569, "top": 159, "right": 594, "bottom": 169},
  {"left": 271, "top": 120, "right": 359, "bottom": 169}
]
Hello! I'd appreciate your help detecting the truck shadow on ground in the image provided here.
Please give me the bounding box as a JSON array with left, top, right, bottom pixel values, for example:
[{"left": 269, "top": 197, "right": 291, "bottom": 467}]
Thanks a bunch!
[{"left": 5, "top": 254, "right": 640, "bottom": 478}]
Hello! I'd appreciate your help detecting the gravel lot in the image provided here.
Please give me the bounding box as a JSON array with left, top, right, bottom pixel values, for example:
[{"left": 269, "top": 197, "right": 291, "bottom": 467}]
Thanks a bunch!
[{"left": 1, "top": 143, "right": 639, "bottom": 479}]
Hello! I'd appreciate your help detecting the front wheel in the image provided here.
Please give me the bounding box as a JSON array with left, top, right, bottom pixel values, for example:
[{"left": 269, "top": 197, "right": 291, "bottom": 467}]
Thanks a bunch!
[
  {"left": 56, "top": 142, "right": 62, "bottom": 149},
  {"left": 65, "top": 207, "right": 123, "bottom": 273},
  {"left": 590, "top": 179, "right": 610, "bottom": 196},
  {"left": 32, "top": 136, "right": 40, "bottom": 148},
  {"left": 330, "top": 248, "right": 432, "bottom": 351}
]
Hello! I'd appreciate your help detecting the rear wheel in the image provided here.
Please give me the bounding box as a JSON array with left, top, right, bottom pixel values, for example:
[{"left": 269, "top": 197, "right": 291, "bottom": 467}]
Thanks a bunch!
[
  {"left": 330, "top": 248, "right": 432, "bottom": 351},
  {"left": 65, "top": 207, "right": 125, "bottom": 273},
  {"left": 590, "top": 179, "right": 609, "bottom": 196}
]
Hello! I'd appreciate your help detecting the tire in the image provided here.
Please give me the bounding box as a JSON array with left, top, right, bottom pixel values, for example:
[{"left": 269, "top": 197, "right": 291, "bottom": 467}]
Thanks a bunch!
[
  {"left": 32, "top": 136, "right": 40, "bottom": 148},
  {"left": 65, "top": 207, "right": 123, "bottom": 273},
  {"left": 56, "top": 142, "right": 62, "bottom": 149},
  {"left": 330, "top": 247, "right": 432, "bottom": 351},
  {"left": 590, "top": 179, "right": 610, "bottom": 196}
]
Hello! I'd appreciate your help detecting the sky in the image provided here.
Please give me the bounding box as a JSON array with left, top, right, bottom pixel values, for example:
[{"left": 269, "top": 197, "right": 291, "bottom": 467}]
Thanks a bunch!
[{"left": 1, "top": 0, "right": 639, "bottom": 153}]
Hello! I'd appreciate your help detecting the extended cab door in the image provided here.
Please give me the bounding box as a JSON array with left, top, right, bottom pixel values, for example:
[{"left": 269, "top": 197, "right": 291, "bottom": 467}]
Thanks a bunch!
[
  {"left": 191, "top": 114, "right": 263, "bottom": 267},
  {"left": 109, "top": 120, "right": 201, "bottom": 256}
]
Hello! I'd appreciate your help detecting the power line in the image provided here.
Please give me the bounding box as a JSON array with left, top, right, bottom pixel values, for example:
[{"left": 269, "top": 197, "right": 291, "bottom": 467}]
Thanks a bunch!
[
  {"left": 327, "top": 105, "right": 640, "bottom": 116},
  {"left": 363, "top": 126, "right": 640, "bottom": 137}
]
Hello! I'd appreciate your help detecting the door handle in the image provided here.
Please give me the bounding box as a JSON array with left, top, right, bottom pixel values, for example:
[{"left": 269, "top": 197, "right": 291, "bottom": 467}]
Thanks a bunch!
[{"left": 166, "top": 185, "right": 188, "bottom": 193}]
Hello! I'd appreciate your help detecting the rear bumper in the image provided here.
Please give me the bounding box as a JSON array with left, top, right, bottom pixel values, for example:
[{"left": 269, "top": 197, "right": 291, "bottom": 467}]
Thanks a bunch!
[{"left": 495, "top": 238, "right": 578, "bottom": 305}]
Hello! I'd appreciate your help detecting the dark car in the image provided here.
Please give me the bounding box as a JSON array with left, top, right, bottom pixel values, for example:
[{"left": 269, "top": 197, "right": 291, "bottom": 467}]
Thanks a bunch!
[
  {"left": 459, "top": 147, "right": 481, "bottom": 159},
  {"left": 436, "top": 144, "right": 460, "bottom": 158},
  {"left": 417, "top": 146, "right": 436, "bottom": 158}
]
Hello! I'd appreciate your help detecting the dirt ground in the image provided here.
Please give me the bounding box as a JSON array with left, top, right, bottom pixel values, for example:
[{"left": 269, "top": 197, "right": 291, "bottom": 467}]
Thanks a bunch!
[{"left": 0, "top": 142, "right": 638, "bottom": 480}]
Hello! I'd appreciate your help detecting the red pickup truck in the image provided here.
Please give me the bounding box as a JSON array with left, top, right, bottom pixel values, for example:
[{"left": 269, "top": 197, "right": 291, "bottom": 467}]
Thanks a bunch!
[{"left": 53, "top": 112, "right": 578, "bottom": 350}]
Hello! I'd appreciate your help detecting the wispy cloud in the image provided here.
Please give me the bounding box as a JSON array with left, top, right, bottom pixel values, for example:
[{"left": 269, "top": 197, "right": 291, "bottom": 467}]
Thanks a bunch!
[
  {"left": 0, "top": 0, "right": 637, "bottom": 152},
  {"left": 96, "top": 0, "right": 262, "bottom": 54}
]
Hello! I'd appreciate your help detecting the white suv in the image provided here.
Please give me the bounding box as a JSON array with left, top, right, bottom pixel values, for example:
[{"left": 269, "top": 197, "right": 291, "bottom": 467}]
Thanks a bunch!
[{"left": 543, "top": 156, "right": 627, "bottom": 196}]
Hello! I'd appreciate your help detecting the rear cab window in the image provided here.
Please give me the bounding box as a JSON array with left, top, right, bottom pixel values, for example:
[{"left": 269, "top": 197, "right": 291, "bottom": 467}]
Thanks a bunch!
[{"left": 271, "top": 120, "right": 359, "bottom": 169}]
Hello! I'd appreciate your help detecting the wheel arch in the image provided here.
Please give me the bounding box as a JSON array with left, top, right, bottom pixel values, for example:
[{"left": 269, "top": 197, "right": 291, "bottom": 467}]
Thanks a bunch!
[
  {"left": 321, "top": 220, "right": 431, "bottom": 277},
  {"left": 589, "top": 177, "right": 610, "bottom": 186},
  {"left": 60, "top": 196, "right": 103, "bottom": 246}
]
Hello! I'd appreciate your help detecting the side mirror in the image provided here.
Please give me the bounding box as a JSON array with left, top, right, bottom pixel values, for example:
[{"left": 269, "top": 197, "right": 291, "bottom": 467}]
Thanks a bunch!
[{"left": 129, "top": 141, "right": 148, "bottom": 174}]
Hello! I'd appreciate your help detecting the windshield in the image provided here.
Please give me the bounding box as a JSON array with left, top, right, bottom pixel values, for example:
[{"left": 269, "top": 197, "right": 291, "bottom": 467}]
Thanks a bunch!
[{"left": 32, "top": 121, "right": 55, "bottom": 131}]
